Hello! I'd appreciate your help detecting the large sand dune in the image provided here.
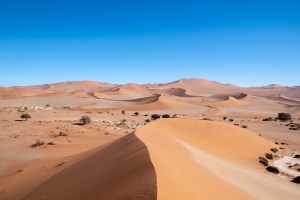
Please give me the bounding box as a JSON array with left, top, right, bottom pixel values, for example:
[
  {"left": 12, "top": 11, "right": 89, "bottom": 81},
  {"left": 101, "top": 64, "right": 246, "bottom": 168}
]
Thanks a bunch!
[{"left": 136, "top": 119, "right": 300, "bottom": 200}]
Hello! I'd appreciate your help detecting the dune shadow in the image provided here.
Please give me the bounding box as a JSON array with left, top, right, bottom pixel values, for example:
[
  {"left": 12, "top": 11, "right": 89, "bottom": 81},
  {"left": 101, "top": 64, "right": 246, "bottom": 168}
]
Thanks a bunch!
[{"left": 21, "top": 133, "right": 157, "bottom": 200}]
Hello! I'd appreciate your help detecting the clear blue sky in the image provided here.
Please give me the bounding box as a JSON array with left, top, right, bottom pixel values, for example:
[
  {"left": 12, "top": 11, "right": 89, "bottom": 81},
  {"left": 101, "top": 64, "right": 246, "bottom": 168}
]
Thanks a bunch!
[{"left": 0, "top": 0, "right": 299, "bottom": 87}]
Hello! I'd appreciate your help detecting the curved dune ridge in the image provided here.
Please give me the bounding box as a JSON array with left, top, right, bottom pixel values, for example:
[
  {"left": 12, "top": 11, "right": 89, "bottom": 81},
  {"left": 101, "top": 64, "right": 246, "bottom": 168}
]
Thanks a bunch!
[
  {"left": 93, "top": 94, "right": 160, "bottom": 104},
  {"left": 124, "top": 95, "right": 195, "bottom": 110},
  {"left": 136, "top": 119, "right": 300, "bottom": 200},
  {"left": 206, "top": 93, "right": 248, "bottom": 102},
  {"left": 163, "top": 88, "right": 199, "bottom": 97},
  {"left": 80, "top": 94, "right": 195, "bottom": 110},
  {"left": 92, "top": 86, "right": 149, "bottom": 100},
  {"left": 22, "top": 134, "right": 157, "bottom": 200},
  {"left": 207, "top": 96, "right": 244, "bottom": 107}
]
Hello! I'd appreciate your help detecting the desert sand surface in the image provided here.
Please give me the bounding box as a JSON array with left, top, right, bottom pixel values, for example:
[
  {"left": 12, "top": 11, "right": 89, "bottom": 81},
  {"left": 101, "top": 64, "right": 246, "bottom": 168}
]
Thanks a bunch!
[{"left": 0, "top": 78, "right": 300, "bottom": 199}]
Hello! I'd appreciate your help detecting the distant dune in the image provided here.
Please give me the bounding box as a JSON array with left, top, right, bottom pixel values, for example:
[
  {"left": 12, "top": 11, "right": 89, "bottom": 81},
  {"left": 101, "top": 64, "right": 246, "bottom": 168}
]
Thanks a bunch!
[
  {"left": 1, "top": 78, "right": 299, "bottom": 112},
  {"left": 1, "top": 78, "right": 299, "bottom": 99}
]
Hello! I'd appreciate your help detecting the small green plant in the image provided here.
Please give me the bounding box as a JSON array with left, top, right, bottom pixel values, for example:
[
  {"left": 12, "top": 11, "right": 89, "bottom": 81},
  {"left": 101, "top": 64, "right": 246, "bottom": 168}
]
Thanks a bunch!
[
  {"left": 291, "top": 176, "right": 300, "bottom": 184},
  {"left": 294, "top": 154, "right": 300, "bottom": 158},
  {"left": 266, "top": 166, "right": 279, "bottom": 174},
  {"left": 289, "top": 123, "right": 300, "bottom": 130},
  {"left": 120, "top": 119, "right": 127, "bottom": 126},
  {"left": 31, "top": 139, "right": 45, "bottom": 148},
  {"left": 162, "top": 114, "right": 170, "bottom": 118},
  {"left": 20, "top": 113, "right": 31, "bottom": 121},
  {"left": 270, "top": 148, "right": 278, "bottom": 153},
  {"left": 47, "top": 141, "right": 55, "bottom": 145},
  {"left": 121, "top": 110, "right": 125, "bottom": 115},
  {"left": 151, "top": 114, "right": 161, "bottom": 120},
  {"left": 202, "top": 118, "right": 211, "bottom": 121},
  {"left": 265, "top": 153, "right": 273, "bottom": 160},
  {"left": 258, "top": 157, "right": 269, "bottom": 166},
  {"left": 17, "top": 106, "right": 28, "bottom": 113},
  {"left": 79, "top": 115, "right": 91, "bottom": 125},
  {"left": 277, "top": 113, "right": 292, "bottom": 121}
]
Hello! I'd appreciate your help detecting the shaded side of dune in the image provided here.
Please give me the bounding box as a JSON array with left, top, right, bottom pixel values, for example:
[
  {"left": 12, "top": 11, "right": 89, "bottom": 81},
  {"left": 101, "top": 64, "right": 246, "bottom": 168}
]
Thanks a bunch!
[{"left": 22, "top": 133, "right": 157, "bottom": 200}]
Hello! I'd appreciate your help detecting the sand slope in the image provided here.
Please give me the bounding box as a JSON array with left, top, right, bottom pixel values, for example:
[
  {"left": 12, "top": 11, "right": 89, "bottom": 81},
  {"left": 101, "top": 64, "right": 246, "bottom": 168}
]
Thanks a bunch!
[
  {"left": 136, "top": 119, "right": 300, "bottom": 200},
  {"left": 22, "top": 133, "right": 156, "bottom": 200}
]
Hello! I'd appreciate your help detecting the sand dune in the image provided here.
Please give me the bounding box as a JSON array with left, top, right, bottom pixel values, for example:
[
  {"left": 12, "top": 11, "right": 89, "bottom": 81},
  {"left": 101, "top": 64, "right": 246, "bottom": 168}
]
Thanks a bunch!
[
  {"left": 205, "top": 93, "right": 248, "bottom": 102},
  {"left": 136, "top": 119, "right": 300, "bottom": 200},
  {"left": 120, "top": 83, "right": 151, "bottom": 93},
  {"left": 92, "top": 89, "right": 149, "bottom": 101},
  {"left": 0, "top": 87, "right": 44, "bottom": 99},
  {"left": 1, "top": 78, "right": 299, "bottom": 102},
  {"left": 157, "top": 78, "right": 242, "bottom": 94},
  {"left": 30, "top": 80, "right": 116, "bottom": 92},
  {"left": 21, "top": 133, "right": 157, "bottom": 200}
]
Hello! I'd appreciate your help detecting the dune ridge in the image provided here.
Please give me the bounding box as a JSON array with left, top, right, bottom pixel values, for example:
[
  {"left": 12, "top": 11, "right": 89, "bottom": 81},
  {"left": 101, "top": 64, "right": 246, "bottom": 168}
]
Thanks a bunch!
[{"left": 21, "top": 133, "right": 157, "bottom": 200}]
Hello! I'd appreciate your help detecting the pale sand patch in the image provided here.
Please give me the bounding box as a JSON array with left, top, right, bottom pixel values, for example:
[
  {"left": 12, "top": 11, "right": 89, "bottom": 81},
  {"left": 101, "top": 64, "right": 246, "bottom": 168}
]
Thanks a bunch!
[
  {"left": 178, "top": 139, "right": 300, "bottom": 200},
  {"left": 274, "top": 155, "right": 300, "bottom": 177}
]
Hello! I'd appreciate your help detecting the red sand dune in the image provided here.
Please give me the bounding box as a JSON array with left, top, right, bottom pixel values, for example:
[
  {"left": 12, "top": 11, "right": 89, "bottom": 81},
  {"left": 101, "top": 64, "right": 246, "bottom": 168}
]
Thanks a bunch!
[
  {"left": 136, "top": 119, "right": 300, "bottom": 200},
  {"left": 1, "top": 78, "right": 299, "bottom": 100}
]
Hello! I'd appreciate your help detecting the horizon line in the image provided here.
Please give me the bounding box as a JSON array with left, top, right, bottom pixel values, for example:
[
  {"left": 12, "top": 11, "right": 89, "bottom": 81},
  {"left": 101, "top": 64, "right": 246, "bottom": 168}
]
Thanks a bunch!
[{"left": 1, "top": 78, "right": 298, "bottom": 88}]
